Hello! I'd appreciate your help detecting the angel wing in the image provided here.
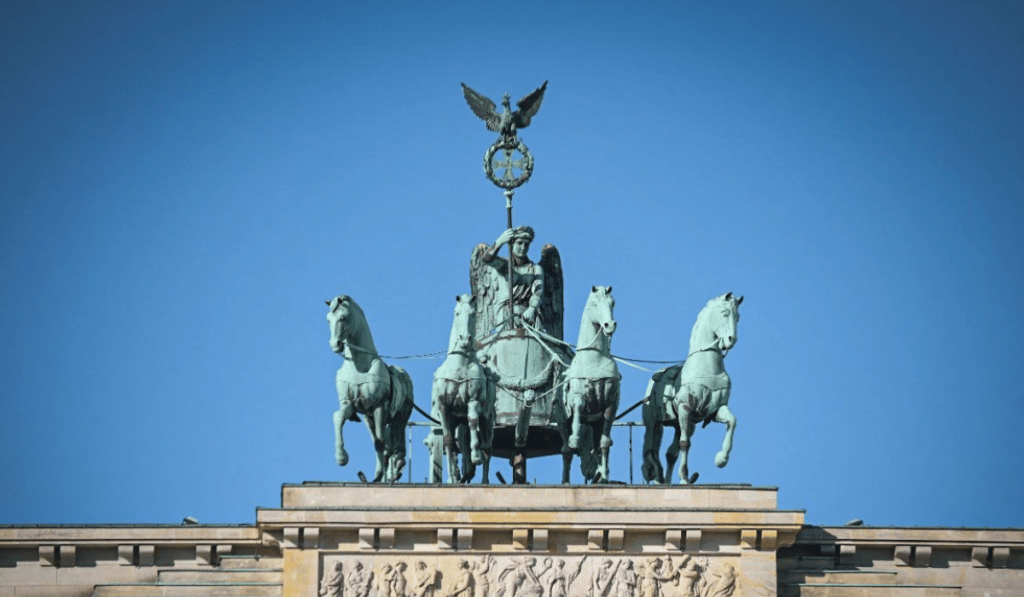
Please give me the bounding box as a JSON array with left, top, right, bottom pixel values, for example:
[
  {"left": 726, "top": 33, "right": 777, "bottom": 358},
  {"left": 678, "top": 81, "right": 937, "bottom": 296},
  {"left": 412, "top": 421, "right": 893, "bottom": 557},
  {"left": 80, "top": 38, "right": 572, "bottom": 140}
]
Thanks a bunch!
[
  {"left": 538, "top": 243, "right": 564, "bottom": 341},
  {"left": 470, "top": 243, "right": 502, "bottom": 341},
  {"left": 514, "top": 80, "right": 548, "bottom": 129},
  {"left": 461, "top": 83, "right": 501, "bottom": 132}
]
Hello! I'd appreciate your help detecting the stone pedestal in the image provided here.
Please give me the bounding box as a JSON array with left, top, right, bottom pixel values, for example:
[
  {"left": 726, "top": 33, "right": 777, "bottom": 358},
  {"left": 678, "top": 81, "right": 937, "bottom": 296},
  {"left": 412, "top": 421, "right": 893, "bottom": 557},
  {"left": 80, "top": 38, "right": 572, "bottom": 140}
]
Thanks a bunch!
[{"left": 257, "top": 483, "right": 804, "bottom": 597}]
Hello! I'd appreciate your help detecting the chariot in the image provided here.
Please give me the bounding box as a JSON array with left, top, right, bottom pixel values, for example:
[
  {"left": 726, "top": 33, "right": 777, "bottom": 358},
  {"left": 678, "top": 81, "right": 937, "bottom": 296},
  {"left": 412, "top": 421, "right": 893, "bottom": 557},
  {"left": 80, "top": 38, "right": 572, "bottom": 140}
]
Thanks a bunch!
[{"left": 326, "top": 82, "right": 742, "bottom": 485}]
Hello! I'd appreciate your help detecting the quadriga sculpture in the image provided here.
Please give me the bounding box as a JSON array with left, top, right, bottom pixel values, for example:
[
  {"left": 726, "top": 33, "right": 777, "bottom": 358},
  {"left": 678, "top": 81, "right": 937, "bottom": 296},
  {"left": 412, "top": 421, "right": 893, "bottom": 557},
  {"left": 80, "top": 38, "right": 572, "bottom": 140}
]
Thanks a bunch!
[
  {"left": 326, "top": 295, "right": 414, "bottom": 482},
  {"left": 641, "top": 293, "right": 742, "bottom": 484},
  {"left": 554, "top": 286, "right": 621, "bottom": 484},
  {"left": 431, "top": 294, "right": 495, "bottom": 483}
]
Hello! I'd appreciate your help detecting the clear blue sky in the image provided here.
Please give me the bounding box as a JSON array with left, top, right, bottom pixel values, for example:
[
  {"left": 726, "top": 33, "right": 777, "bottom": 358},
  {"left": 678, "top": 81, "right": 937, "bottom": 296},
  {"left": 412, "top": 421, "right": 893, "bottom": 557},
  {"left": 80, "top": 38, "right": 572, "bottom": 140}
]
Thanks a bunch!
[{"left": 2, "top": 1, "right": 1022, "bottom": 528}]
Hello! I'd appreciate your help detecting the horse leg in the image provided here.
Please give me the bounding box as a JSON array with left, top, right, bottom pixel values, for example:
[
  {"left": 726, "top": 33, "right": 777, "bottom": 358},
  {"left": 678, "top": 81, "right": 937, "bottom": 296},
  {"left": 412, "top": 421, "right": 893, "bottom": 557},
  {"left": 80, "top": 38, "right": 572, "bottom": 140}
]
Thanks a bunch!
[
  {"left": 567, "top": 381, "right": 585, "bottom": 450},
  {"left": 468, "top": 393, "right": 483, "bottom": 466},
  {"left": 367, "top": 405, "right": 387, "bottom": 482},
  {"left": 480, "top": 417, "right": 491, "bottom": 485},
  {"left": 483, "top": 422, "right": 493, "bottom": 485},
  {"left": 676, "top": 409, "right": 696, "bottom": 484},
  {"left": 714, "top": 404, "right": 737, "bottom": 468},
  {"left": 551, "top": 393, "right": 574, "bottom": 484},
  {"left": 425, "top": 427, "right": 443, "bottom": 483},
  {"left": 663, "top": 424, "right": 680, "bottom": 484},
  {"left": 596, "top": 385, "right": 616, "bottom": 483},
  {"left": 641, "top": 400, "right": 664, "bottom": 484},
  {"left": 334, "top": 398, "right": 356, "bottom": 467},
  {"left": 457, "top": 424, "right": 475, "bottom": 483},
  {"left": 434, "top": 391, "right": 460, "bottom": 484},
  {"left": 561, "top": 450, "right": 573, "bottom": 484}
]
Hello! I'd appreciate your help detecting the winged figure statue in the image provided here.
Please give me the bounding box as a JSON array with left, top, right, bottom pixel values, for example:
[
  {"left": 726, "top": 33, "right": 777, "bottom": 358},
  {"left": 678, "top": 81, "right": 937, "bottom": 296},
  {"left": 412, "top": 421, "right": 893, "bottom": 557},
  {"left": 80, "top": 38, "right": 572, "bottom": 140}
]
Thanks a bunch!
[
  {"left": 469, "top": 225, "right": 563, "bottom": 342},
  {"left": 461, "top": 81, "right": 548, "bottom": 140}
]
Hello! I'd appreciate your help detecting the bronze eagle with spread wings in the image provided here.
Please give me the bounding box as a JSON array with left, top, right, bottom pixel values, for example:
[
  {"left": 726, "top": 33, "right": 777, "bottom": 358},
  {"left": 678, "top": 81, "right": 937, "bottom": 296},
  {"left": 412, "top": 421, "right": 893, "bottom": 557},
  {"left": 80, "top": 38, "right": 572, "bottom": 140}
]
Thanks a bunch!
[{"left": 461, "top": 81, "right": 548, "bottom": 140}]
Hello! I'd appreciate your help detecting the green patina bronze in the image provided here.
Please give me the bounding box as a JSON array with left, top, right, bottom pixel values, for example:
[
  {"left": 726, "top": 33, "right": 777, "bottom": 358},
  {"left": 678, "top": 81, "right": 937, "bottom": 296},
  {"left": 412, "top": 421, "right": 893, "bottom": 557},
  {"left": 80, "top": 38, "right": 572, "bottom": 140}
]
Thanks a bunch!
[
  {"left": 464, "top": 225, "right": 573, "bottom": 483},
  {"left": 428, "top": 294, "right": 496, "bottom": 484},
  {"left": 325, "top": 82, "right": 746, "bottom": 485},
  {"left": 555, "top": 286, "right": 621, "bottom": 484},
  {"left": 461, "top": 81, "right": 547, "bottom": 191},
  {"left": 642, "top": 293, "right": 743, "bottom": 485},
  {"left": 326, "top": 295, "right": 414, "bottom": 483}
]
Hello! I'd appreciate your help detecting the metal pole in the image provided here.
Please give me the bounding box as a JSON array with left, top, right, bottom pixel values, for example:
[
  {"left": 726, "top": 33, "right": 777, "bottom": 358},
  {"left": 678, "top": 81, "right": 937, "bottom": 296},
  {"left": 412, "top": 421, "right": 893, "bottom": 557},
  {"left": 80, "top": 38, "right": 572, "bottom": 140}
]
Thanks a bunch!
[
  {"left": 505, "top": 189, "right": 515, "bottom": 326},
  {"left": 504, "top": 187, "right": 528, "bottom": 484},
  {"left": 628, "top": 424, "right": 634, "bottom": 485}
]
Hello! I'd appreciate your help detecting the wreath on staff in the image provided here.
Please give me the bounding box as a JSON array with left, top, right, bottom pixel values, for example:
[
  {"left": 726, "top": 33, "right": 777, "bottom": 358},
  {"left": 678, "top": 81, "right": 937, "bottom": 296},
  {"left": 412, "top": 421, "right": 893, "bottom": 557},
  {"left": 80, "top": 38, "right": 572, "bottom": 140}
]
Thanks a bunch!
[{"left": 483, "top": 136, "right": 534, "bottom": 190}]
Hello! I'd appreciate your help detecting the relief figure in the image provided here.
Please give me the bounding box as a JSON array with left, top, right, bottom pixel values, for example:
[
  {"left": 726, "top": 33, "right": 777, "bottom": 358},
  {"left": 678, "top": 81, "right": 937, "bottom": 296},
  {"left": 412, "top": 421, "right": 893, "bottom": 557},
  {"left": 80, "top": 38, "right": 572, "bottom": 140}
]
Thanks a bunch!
[
  {"left": 347, "top": 562, "right": 373, "bottom": 597},
  {"left": 638, "top": 557, "right": 675, "bottom": 597},
  {"left": 613, "top": 560, "right": 637, "bottom": 597},
  {"left": 446, "top": 559, "right": 474, "bottom": 597},
  {"left": 413, "top": 561, "right": 438, "bottom": 597},
  {"left": 321, "top": 561, "right": 344, "bottom": 597},
  {"left": 472, "top": 555, "right": 495, "bottom": 597},
  {"left": 498, "top": 557, "right": 546, "bottom": 597},
  {"left": 393, "top": 562, "right": 409, "bottom": 597},
  {"left": 589, "top": 559, "right": 620, "bottom": 597},
  {"left": 542, "top": 556, "right": 586, "bottom": 597}
]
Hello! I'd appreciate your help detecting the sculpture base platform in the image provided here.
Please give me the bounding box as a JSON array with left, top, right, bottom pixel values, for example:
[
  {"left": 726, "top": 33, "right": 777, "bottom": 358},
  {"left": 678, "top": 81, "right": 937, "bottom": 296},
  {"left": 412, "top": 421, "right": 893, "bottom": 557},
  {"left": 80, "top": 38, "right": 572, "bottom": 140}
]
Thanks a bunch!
[{"left": 257, "top": 483, "right": 804, "bottom": 597}]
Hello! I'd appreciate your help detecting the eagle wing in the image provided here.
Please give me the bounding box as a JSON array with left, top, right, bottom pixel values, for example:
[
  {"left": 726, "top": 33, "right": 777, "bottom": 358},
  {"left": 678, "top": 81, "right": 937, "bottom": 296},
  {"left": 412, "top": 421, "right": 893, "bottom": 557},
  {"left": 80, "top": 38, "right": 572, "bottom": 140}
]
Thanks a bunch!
[
  {"left": 514, "top": 80, "right": 548, "bottom": 129},
  {"left": 461, "top": 83, "right": 502, "bottom": 132}
]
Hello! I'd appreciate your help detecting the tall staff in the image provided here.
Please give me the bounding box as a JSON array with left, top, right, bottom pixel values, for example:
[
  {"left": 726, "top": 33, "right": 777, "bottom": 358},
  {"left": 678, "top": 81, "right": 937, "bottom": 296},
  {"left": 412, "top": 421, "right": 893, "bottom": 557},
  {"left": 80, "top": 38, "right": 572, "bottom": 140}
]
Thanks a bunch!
[
  {"left": 462, "top": 81, "right": 548, "bottom": 483},
  {"left": 505, "top": 189, "right": 514, "bottom": 322}
]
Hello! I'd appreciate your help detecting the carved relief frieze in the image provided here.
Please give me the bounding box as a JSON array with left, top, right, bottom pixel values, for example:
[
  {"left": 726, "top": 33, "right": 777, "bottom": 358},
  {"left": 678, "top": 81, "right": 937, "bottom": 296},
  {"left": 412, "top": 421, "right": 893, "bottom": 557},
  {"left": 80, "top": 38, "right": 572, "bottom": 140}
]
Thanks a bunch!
[{"left": 319, "top": 555, "right": 739, "bottom": 597}]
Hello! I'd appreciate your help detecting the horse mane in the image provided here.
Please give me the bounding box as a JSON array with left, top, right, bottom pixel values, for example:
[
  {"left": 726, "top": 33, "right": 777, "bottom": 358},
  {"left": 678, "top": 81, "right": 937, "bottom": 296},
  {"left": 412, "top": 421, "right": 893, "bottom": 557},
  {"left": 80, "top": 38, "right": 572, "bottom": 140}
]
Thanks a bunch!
[
  {"left": 332, "top": 295, "right": 375, "bottom": 352},
  {"left": 689, "top": 294, "right": 727, "bottom": 351}
]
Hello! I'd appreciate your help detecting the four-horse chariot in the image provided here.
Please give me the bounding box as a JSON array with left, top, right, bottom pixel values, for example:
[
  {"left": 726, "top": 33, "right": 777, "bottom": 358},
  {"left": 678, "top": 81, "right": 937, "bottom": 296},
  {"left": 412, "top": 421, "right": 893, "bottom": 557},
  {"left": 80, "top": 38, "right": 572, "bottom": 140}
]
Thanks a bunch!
[{"left": 324, "top": 81, "right": 745, "bottom": 485}]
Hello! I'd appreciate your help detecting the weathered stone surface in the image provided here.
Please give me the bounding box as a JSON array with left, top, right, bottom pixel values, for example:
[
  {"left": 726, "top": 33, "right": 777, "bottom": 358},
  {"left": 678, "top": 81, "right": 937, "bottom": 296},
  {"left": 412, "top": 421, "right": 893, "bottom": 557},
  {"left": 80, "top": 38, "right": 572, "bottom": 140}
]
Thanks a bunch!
[
  {"left": 780, "top": 525, "right": 1024, "bottom": 596},
  {"left": 1, "top": 485, "right": 1021, "bottom": 597},
  {"left": 280, "top": 483, "right": 780, "bottom": 511}
]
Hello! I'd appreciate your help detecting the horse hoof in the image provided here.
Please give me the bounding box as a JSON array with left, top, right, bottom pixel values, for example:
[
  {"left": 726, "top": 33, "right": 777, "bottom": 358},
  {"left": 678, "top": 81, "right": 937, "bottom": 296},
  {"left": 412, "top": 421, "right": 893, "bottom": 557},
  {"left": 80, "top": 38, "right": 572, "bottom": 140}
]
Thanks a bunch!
[
  {"left": 568, "top": 436, "right": 579, "bottom": 450},
  {"left": 471, "top": 450, "right": 483, "bottom": 465},
  {"left": 336, "top": 450, "right": 349, "bottom": 467},
  {"left": 715, "top": 452, "right": 729, "bottom": 467}
]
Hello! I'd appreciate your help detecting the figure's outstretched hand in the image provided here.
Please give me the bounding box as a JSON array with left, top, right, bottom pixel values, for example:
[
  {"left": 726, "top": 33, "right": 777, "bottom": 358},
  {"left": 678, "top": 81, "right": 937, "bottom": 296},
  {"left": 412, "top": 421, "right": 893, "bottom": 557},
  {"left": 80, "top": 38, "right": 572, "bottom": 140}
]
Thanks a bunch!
[
  {"left": 523, "top": 306, "right": 538, "bottom": 325},
  {"left": 496, "top": 228, "right": 514, "bottom": 246}
]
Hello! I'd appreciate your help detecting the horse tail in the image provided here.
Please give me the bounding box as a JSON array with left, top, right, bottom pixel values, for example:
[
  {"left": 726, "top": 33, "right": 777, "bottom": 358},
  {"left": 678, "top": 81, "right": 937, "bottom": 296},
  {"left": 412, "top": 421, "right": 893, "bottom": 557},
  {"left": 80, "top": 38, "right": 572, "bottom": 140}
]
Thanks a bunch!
[
  {"left": 385, "top": 365, "right": 415, "bottom": 481},
  {"left": 387, "top": 365, "right": 415, "bottom": 423},
  {"left": 578, "top": 425, "right": 598, "bottom": 481}
]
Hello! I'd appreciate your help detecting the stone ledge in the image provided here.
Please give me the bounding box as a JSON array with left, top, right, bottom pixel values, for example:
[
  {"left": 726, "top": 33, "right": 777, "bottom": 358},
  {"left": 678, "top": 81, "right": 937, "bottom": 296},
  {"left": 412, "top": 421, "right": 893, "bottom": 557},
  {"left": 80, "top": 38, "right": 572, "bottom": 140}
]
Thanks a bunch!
[
  {"left": 255, "top": 508, "right": 805, "bottom": 529},
  {"left": 0, "top": 526, "right": 259, "bottom": 547},
  {"left": 280, "top": 483, "right": 783, "bottom": 511},
  {"left": 795, "top": 526, "right": 1024, "bottom": 547}
]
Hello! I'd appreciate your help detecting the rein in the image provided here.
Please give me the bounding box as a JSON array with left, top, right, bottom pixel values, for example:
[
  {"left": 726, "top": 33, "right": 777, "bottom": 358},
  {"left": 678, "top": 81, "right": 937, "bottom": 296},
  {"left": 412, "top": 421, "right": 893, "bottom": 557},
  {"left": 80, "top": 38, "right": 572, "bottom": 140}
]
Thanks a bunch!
[
  {"left": 687, "top": 341, "right": 726, "bottom": 359},
  {"left": 343, "top": 341, "right": 447, "bottom": 360},
  {"left": 522, "top": 320, "right": 655, "bottom": 373}
]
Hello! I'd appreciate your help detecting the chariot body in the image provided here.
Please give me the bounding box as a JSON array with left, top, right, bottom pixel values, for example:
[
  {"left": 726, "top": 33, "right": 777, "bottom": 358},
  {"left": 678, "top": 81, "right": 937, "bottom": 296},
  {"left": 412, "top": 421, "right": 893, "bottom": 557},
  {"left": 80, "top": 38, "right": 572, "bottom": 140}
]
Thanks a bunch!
[{"left": 426, "top": 226, "right": 575, "bottom": 484}]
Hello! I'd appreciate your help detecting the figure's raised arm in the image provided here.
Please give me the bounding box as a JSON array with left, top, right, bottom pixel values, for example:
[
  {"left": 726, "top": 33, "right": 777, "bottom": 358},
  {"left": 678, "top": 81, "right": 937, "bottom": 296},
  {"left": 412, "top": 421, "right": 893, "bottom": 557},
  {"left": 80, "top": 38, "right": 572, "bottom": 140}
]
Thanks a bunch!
[{"left": 490, "top": 228, "right": 515, "bottom": 254}]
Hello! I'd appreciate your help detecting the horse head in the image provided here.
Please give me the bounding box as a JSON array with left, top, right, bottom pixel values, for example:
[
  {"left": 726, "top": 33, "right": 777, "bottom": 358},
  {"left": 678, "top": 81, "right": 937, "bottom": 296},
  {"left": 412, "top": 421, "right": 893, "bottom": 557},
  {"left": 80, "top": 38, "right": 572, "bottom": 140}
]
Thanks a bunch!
[
  {"left": 449, "top": 294, "right": 477, "bottom": 355},
  {"left": 691, "top": 292, "right": 743, "bottom": 355},
  {"left": 586, "top": 286, "right": 617, "bottom": 338},
  {"left": 325, "top": 294, "right": 361, "bottom": 354}
]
